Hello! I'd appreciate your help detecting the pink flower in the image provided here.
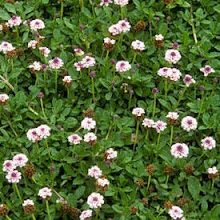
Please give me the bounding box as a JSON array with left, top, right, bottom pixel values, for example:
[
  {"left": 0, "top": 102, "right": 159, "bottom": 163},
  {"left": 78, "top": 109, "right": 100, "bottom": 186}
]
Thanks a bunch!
[
  {"left": 0, "top": 41, "right": 15, "bottom": 54},
  {"left": 104, "top": 37, "right": 116, "bottom": 45},
  {"left": 208, "top": 166, "right": 218, "bottom": 174},
  {"left": 81, "top": 117, "right": 96, "bottom": 131},
  {"left": 28, "top": 40, "right": 38, "bottom": 49},
  {"left": 181, "top": 116, "right": 197, "bottom": 132},
  {"left": 114, "top": 0, "right": 129, "bottom": 6},
  {"left": 36, "top": 125, "right": 51, "bottom": 139},
  {"left": 169, "top": 68, "right": 182, "bottom": 81},
  {"left": 88, "top": 166, "right": 102, "bottom": 179},
  {"left": 39, "top": 47, "right": 51, "bottom": 57},
  {"left": 84, "top": 132, "right": 97, "bottom": 143},
  {"left": 97, "top": 177, "right": 110, "bottom": 187},
  {"left": 183, "top": 74, "right": 196, "bottom": 87},
  {"left": 8, "top": 16, "right": 22, "bottom": 27},
  {"left": 81, "top": 56, "right": 96, "bottom": 68},
  {"left": 87, "top": 192, "right": 104, "bottom": 209},
  {"left": 168, "top": 206, "right": 184, "bottom": 219},
  {"left": 30, "top": 19, "right": 45, "bottom": 31},
  {"left": 105, "top": 148, "right": 117, "bottom": 160},
  {"left": 74, "top": 48, "right": 84, "bottom": 56},
  {"left": 131, "top": 40, "right": 145, "bottom": 51},
  {"left": 0, "top": 94, "right": 9, "bottom": 104},
  {"left": 80, "top": 210, "right": 93, "bottom": 220},
  {"left": 166, "top": 112, "right": 179, "bottom": 120},
  {"left": 142, "top": 118, "right": 154, "bottom": 128},
  {"left": 157, "top": 67, "right": 172, "bottom": 78},
  {"left": 118, "top": 20, "right": 131, "bottom": 33},
  {"left": 132, "top": 107, "right": 145, "bottom": 117},
  {"left": 165, "top": 49, "right": 181, "bottom": 64},
  {"left": 13, "top": 154, "right": 28, "bottom": 167},
  {"left": 108, "top": 24, "right": 120, "bottom": 36},
  {"left": 153, "top": 120, "right": 167, "bottom": 133},
  {"left": 38, "top": 187, "right": 52, "bottom": 199},
  {"left": 116, "top": 61, "right": 131, "bottom": 72},
  {"left": 27, "top": 128, "right": 41, "bottom": 143},
  {"left": 6, "top": 170, "right": 22, "bottom": 183},
  {"left": 171, "top": 143, "right": 189, "bottom": 158},
  {"left": 29, "top": 61, "right": 42, "bottom": 71},
  {"left": 49, "top": 57, "right": 64, "bottom": 69},
  {"left": 68, "top": 134, "right": 82, "bottom": 145},
  {"left": 100, "top": 0, "right": 113, "bottom": 6},
  {"left": 200, "top": 65, "right": 215, "bottom": 77},
  {"left": 201, "top": 137, "right": 216, "bottom": 150},
  {"left": 74, "top": 61, "right": 85, "bottom": 71},
  {"left": 3, "top": 160, "right": 16, "bottom": 172}
]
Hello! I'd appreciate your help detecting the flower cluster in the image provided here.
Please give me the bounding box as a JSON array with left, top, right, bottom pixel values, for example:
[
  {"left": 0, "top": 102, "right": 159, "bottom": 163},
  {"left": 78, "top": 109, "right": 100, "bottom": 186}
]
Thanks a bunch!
[
  {"left": 27, "top": 125, "right": 51, "bottom": 143},
  {"left": 109, "top": 19, "right": 131, "bottom": 35},
  {"left": 74, "top": 56, "right": 96, "bottom": 71},
  {"left": 157, "top": 67, "right": 182, "bottom": 81}
]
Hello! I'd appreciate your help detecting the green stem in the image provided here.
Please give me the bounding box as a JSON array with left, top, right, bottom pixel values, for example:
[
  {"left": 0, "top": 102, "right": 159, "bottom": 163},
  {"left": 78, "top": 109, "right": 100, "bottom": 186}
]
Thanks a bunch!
[
  {"left": 6, "top": 215, "right": 12, "bottom": 220},
  {"left": 173, "top": 86, "right": 187, "bottom": 110},
  {"left": 11, "top": 58, "right": 14, "bottom": 72},
  {"left": 91, "top": 77, "right": 95, "bottom": 102},
  {"left": 146, "top": 175, "right": 151, "bottom": 193},
  {"left": 32, "top": 214, "right": 36, "bottom": 220},
  {"left": 67, "top": 88, "right": 70, "bottom": 99},
  {"left": 14, "top": 183, "right": 22, "bottom": 201},
  {"left": 169, "top": 126, "right": 173, "bottom": 146},
  {"left": 105, "top": 50, "right": 109, "bottom": 62},
  {"left": 197, "top": 91, "right": 204, "bottom": 120},
  {"left": 190, "top": 5, "right": 198, "bottom": 46},
  {"left": 120, "top": 6, "right": 124, "bottom": 19},
  {"left": 60, "top": 1, "right": 64, "bottom": 19},
  {"left": 132, "top": 53, "right": 137, "bottom": 64},
  {"left": 145, "top": 129, "right": 149, "bottom": 141},
  {"left": 35, "top": 73, "right": 39, "bottom": 86},
  {"left": 133, "top": 120, "right": 140, "bottom": 151},
  {"left": 55, "top": 69, "right": 58, "bottom": 93},
  {"left": 46, "top": 200, "right": 52, "bottom": 220},
  {"left": 164, "top": 78, "right": 168, "bottom": 99},
  {"left": 45, "top": 139, "right": 52, "bottom": 161},
  {"left": 152, "top": 94, "right": 156, "bottom": 117},
  {"left": 211, "top": 179, "right": 215, "bottom": 190},
  {"left": 40, "top": 98, "right": 47, "bottom": 119},
  {"left": 15, "top": 26, "right": 20, "bottom": 40},
  {"left": 165, "top": 175, "right": 169, "bottom": 185},
  {"left": 156, "top": 132, "right": 161, "bottom": 152},
  {"left": 95, "top": 208, "right": 100, "bottom": 220},
  {"left": 2, "top": 110, "right": 18, "bottom": 137}
]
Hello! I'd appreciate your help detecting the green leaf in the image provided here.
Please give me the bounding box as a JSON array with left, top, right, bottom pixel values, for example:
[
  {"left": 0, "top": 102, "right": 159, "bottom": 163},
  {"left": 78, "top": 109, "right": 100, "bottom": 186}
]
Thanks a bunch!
[{"left": 188, "top": 176, "right": 201, "bottom": 200}]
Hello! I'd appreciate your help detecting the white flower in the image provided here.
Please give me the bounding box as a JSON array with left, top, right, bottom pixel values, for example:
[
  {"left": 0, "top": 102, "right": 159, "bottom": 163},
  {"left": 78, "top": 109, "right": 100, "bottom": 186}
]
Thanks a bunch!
[
  {"left": 6, "top": 170, "right": 22, "bottom": 183},
  {"left": 142, "top": 118, "right": 154, "bottom": 128},
  {"left": 108, "top": 24, "right": 120, "bottom": 36},
  {"left": 28, "top": 40, "right": 38, "bottom": 49},
  {"left": 63, "top": 76, "right": 72, "bottom": 84},
  {"left": 39, "top": 47, "right": 51, "bottom": 57},
  {"left": 0, "top": 25, "right": 3, "bottom": 31},
  {"left": 168, "top": 206, "right": 184, "bottom": 220},
  {"left": 208, "top": 166, "right": 218, "bottom": 174},
  {"left": 183, "top": 74, "right": 196, "bottom": 87},
  {"left": 38, "top": 187, "right": 52, "bottom": 199},
  {"left": 22, "top": 199, "right": 34, "bottom": 207},
  {"left": 88, "top": 166, "right": 102, "bottom": 179},
  {"left": 84, "top": 132, "right": 97, "bottom": 143},
  {"left": 13, "top": 154, "right": 28, "bottom": 167},
  {"left": 153, "top": 120, "right": 167, "bottom": 133},
  {"left": 131, "top": 40, "right": 145, "bottom": 51},
  {"left": 0, "top": 94, "right": 9, "bottom": 104},
  {"left": 29, "top": 61, "right": 42, "bottom": 71},
  {"left": 68, "top": 134, "right": 82, "bottom": 145},
  {"left": 97, "top": 177, "right": 110, "bottom": 187},
  {"left": 36, "top": 125, "right": 51, "bottom": 139},
  {"left": 165, "top": 49, "right": 181, "bottom": 64},
  {"left": 74, "top": 48, "right": 84, "bottom": 56},
  {"left": 200, "top": 65, "right": 215, "bottom": 77},
  {"left": 169, "top": 68, "right": 182, "bottom": 81},
  {"left": 117, "top": 19, "right": 131, "bottom": 33},
  {"left": 3, "top": 160, "right": 16, "bottom": 172},
  {"left": 116, "top": 61, "right": 131, "bottom": 72},
  {"left": 166, "top": 112, "right": 179, "bottom": 120},
  {"left": 0, "top": 41, "right": 15, "bottom": 54},
  {"left": 181, "top": 116, "right": 197, "bottom": 132},
  {"left": 100, "top": 0, "right": 113, "bottom": 6},
  {"left": 49, "top": 57, "right": 64, "bottom": 69},
  {"left": 27, "top": 128, "right": 40, "bottom": 143},
  {"left": 171, "top": 143, "right": 189, "bottom": 158},
  {"left": 81, "top": 117, "right": 96, "bottom": 131},
  {"left": 30, "top": 19, "right": 45, "bottom": 31},
  {"left": 155, "top": 34, "right": 164, "bottom": 41},
  {"left": 81, "top": 56, "right": 96, "bottom": 68},
  {"left": 87, "top": 192, "right": 104, "bottom": 209},
  {"left": 114, "top": 0, "right": 129, "bottom": 6},
  {"left": 106, "top": 148, "right": 117, "bottom": 160},
  {"left": 104, "top": 37, "right": 116, "bottom": 45},
  {"left": 74, "top": 61, "right": 84, "bottom": 71},
  {"left": 80, "top": 210, "right": 93, "bottom": 220},
  {"left": 8, "top": 16, "right": 22, "bottom": 27},
  {"left": 132, "top": 107, "right": 145, "bottom": 117},
  {"left": 201, "top": 137, "right": 216, "bottom": 150},
  {"left": 157, "top": 67, "right": 172, "bottom": 78}
]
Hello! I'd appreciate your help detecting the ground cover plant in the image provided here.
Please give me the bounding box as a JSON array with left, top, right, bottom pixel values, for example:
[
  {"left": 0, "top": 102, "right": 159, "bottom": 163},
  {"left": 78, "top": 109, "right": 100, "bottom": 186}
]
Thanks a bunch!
[{"left": 0, "top": 0, "right": 219, "bottom": 219}]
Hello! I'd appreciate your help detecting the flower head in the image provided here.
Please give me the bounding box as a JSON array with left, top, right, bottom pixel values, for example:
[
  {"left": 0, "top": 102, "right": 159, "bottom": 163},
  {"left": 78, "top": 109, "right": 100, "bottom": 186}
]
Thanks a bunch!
[
  {"left": 157, "top": 67, "right": 172, "bottom": 78},
  {"left": 36, "top": 125, "right": 51, "bottom": 139},
  {"left": 0, "top": 94, "right": 9, "bottom": 105},
  {"left": 39, "top": 47, "right": 51, "bottom": 57},
  {"left": 155, "top": 34, "right": 164, "bottom": 41},
  {"left": 181, "top": 116, "right": 197, "bottom": 132},
  {"left": 27, "top": 128, "right": 41, "bottom": 143},
  {"left": 0, "top": 41, "right": 15, "bottom": 54},
  {"left": 8, "top": 16, "right": 22, "bottom": 27},
  {"left": 200, "top": 65, "right": 215, "bottom": 77},
  {"left": 30, "top": 19, "right": 45, "bottom": 31},
  {"left": 13, "top": 154, "right": 28, "bottom": 167},
  {"left": 80, "top": 210, "right": 93, "bottom": 220},
  {"left": 168, "top": 206, "right": 184, "bottom": 220},
  {"left": 6, "top": 170, "right": 22, "bottom": 183},
  {"left": 118, "top": 19, "right": 131, "bottom": 33},
  {"left": 169, "top": 68, "right": 182, "bottom": 81},
  {"left": 87, "top": 192, "right": 104, "bottom": 209},
  {"left": 132, "top": 108, "right": 145, "bottom": 119},
  {"left": 3, "top": 160, "right": 16, "bottom": 172},
  {"left": 81, "top": 56, "right": 96, "bottom": 68},
  {"left": 49, "top": 57, "right": 64, "bottom": 69},
  {"left": 74, "top": 48, "right": 84, "bottom": 56},
  {"left": 201, "top": 137, "right": 216, "bottom": 150},
  {"left": 100, "top": 0, "right": 113, "bottom": 6},
  {"left": 28, "top": 40, "right": 38, "bottom": 49},
  {"left": 68, "top": 134, "right": 82, "bottom": 145},
  {"left": 142, "top": 118, "right": 154, "bottom": 128},
  {"left": 131, "top": 40, "right": 145, "bottom": 52},
  {"left": 84, "top": 132, "right": 97, "bottom": 144},
  {"left": 105, "top": 148, "right": 117, "bottom": 160},
  {"left": 38, "top": 187, "right": 52, "bottom": 199},
  {"left": 114, "top": 0, "right": 129, "bottom": 6},
  {"left": 81, "top": 117, "right": 96, "bottom": 131},
  {"left": 88, "top": 166, "right": 102, "bottom": 179},
  {"left": 165, "top": 49, "right": 181, "bottom": 64},
  {"left": 208, "top": 166, "right": 218, "bottom": 174},
  {"left": 108, "top": 24, "right": 120, "bottom": 36},
  {"left": 171, "top": 143, "right": 189, "bottom": 158},
  {"left": 153, "top": 120, "right": 167, "bottom": 133},
  {"left": 22, "top": 199, "right": 34, "bottom": 207},
  {"left": 116, "top": 61, "right": 131, "bottom": 72},
  {"left": 29, "top": 61, "right": 42, "bottom": 72},
  {"left": 183, "top": 74, "right": 196, "bottom": 87}
]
